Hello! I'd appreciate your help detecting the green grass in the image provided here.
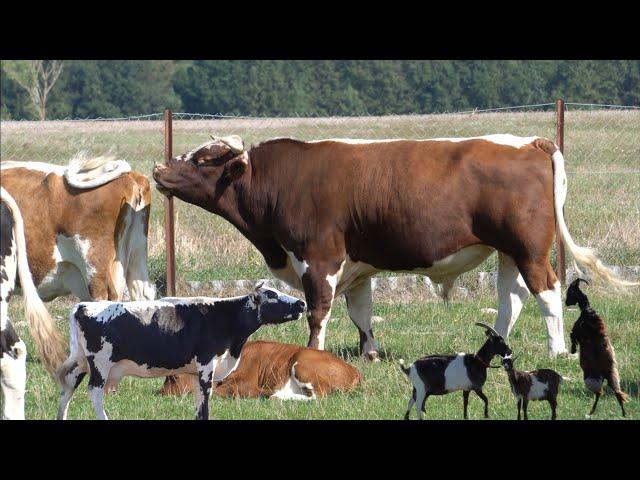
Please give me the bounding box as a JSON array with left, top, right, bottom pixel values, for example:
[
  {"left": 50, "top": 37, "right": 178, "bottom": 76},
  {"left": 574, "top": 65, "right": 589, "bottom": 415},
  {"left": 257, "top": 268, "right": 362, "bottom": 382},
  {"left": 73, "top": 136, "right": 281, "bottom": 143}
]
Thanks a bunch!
[{"left": 5, "top": 291, "right": 638, "bottom": 420}]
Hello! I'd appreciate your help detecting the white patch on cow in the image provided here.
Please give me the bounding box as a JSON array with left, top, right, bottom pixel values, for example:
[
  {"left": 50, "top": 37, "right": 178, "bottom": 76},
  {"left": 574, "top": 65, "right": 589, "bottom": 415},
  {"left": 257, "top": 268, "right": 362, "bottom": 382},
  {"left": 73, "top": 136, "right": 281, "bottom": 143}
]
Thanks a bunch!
[
  {"left": 316, "top": 311, "right": 331, "bottom": 351},
  {"left": 444, "top": 354, "right": 473, "bottom": 392},
  {"left": 0, "top": 340, "right": 27, "bottom": 420},
  {"left": 534, "top": 281, "right": 567, "bottom": 357},
  {"left": 213, "top": 350, "right": 241, "bottom": 382},
  {"left": 56, "top": 233, "right": 96, "bottom": 280},
  {"left": 409, "top": 245, "right": 495, "bottom": 283},
  {"left": 528, "top": 375, "right": 548, "bottom": 400},
  {"left": 64, "top": 154, "right": 131, "bottom": 189},
  {"left": 306, "top": 134, "right": 543, "bottom": 149},
  {"left": 326, "top": 260, "right": 345, "bottom": 295},
  {"left": 285, "top": 250, "right": 309, "bottom": 278},
  {"left": 494, "top": 252, "right": 530, "bottom": 338},
  {"left": 0, "top": 161, "right": 66, "bottom": 175},
  {"left": 0, "top": 236, "right": 17, "bottom": 308},
  {"left": 78, "top": 301, "right": 127, "bottom": 323},
  {"left": 270, "top": 363, "right": 316, "bottom": 401}
]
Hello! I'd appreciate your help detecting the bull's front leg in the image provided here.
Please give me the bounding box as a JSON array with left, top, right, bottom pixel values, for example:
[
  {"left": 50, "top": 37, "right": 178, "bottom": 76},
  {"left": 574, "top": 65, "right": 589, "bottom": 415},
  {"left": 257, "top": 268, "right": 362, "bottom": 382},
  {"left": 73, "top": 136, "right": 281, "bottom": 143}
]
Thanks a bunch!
[{"left": 301, "top": 259, "right": 343, "bottom": 350}]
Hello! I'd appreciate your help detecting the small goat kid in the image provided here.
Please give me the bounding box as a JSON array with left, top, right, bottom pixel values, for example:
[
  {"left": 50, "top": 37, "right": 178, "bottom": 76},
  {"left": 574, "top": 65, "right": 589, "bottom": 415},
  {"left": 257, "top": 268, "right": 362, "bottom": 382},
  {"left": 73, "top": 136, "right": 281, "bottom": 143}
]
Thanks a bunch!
[
  {"left": 399, "top": 322, "right": 512, "bottom": 420},
  {"left": 501, "top": 355, "right": 563, "bottom": 420},
  {"left": 566, "top": 279, "right": 628, "bottom": 417}
]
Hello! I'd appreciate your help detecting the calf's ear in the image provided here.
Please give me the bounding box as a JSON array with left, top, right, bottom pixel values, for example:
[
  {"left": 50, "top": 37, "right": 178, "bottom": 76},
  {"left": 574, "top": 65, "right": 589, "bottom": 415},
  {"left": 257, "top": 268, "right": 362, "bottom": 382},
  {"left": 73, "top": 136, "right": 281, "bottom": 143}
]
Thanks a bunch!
[{"left": 223, "top": 152, "right": 249, "bottom": 180}]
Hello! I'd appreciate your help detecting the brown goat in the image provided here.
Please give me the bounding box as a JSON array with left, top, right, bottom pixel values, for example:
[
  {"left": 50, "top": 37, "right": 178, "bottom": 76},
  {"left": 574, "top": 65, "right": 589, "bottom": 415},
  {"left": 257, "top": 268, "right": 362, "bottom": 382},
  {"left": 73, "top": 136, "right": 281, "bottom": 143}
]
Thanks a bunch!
[{"left": 566, "top": 279, "right": 629, "bottom": 417}]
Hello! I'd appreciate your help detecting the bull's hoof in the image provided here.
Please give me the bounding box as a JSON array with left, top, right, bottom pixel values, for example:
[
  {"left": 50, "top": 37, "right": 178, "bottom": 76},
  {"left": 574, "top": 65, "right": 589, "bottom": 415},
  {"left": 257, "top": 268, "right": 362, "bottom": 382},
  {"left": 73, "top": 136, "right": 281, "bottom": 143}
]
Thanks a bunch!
[{"left": 364, "top": 351, "right": 380, "bottom": 362}]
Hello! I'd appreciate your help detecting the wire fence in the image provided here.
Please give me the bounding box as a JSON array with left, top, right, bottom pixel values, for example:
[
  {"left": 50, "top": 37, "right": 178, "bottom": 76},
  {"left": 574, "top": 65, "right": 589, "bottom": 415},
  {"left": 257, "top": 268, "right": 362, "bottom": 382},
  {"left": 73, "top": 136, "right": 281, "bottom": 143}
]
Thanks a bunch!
[{"left": 1, "top": 102, "right": 638, "bottom": 293}]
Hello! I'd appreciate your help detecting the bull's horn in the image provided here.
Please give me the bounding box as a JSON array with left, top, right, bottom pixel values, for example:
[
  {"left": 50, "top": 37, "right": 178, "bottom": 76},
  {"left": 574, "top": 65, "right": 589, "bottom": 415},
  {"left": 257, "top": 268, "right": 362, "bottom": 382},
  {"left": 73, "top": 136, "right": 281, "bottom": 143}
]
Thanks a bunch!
[
  {"left": 219, "top": 135, "right": 244, "bottom": 154},
  {"left": 474, "top": 322, "right": 501, "bottom": 337}
]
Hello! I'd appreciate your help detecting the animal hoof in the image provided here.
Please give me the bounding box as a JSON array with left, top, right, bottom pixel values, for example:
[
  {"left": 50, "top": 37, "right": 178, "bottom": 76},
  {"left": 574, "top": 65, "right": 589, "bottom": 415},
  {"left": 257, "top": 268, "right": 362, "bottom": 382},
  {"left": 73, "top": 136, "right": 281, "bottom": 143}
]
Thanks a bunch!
[{"left": 364, "top": 351, "right": 380, "bottom": 362}]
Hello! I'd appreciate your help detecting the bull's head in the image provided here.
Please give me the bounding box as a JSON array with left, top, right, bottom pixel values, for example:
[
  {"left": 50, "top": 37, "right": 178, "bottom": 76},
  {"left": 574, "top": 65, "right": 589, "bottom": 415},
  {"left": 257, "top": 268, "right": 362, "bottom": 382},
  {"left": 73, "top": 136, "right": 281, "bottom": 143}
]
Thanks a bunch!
[{"left": 152, "top": 135, "right": 248, "bottom": 211}]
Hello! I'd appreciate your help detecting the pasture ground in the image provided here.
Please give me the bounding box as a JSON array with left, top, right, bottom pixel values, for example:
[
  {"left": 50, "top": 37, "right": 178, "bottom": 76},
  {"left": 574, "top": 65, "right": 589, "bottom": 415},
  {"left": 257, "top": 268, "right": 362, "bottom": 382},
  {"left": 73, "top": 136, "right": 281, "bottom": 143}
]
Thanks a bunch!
[
  {"left": 5, "top": 290, "right": 638, "bottom": 420},
  {"left": 1, "top": 110, "right": 638, "bottom": 420}
]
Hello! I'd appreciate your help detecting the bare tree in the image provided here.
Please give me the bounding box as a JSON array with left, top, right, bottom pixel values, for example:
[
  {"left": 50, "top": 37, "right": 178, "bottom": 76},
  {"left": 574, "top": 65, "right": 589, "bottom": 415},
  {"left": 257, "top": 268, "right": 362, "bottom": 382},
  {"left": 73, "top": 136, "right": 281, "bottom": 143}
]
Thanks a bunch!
[{"left": 3, "top": 60, "right": 64, "bottom": 120}]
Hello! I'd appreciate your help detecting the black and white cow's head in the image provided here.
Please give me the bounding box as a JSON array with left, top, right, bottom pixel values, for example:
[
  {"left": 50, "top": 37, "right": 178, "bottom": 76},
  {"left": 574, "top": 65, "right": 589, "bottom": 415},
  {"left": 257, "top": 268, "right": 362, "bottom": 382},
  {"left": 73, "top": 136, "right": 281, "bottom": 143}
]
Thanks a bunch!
[{"left": 250, "top": 282, "right": 306, "bottom": 325}]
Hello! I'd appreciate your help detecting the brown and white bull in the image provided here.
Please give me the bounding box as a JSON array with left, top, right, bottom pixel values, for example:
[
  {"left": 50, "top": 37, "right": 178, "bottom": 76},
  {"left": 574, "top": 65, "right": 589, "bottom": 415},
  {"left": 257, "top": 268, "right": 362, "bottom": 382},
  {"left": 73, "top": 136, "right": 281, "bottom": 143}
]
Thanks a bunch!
[
  {"left": 1, "top": 154, "right": 156, "bottom": 369},
  {"left": 153, "top": 134, "right": 636, "bottom": 360},
  {"left": 159, "top": 340, "right": 362, "bottom": 400}
]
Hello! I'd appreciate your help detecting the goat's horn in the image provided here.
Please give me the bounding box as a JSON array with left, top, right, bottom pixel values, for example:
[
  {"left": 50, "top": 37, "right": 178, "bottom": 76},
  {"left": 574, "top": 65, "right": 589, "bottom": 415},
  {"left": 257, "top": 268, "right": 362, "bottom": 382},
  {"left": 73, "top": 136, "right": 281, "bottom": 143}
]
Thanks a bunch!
[
  {"left": 474, "top": 322, "right": 501, "bottom": 337},
  {"left": 577, "top": 278, "right": 590, "bottom": 286}
]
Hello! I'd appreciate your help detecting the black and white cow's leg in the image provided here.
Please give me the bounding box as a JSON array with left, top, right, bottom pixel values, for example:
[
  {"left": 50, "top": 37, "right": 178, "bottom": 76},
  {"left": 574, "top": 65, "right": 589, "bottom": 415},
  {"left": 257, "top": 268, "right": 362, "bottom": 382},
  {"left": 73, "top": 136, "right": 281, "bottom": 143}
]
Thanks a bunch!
[
  {"left": 494, "top": 252, "right": 530, "bottom": 338},
  {"left": 301, "top": 261, "right": 341, "bottom": 350},
  {"left": 345, "top": 279, "right": 379, "bottom": 361},
  {"left": 0, "top": 319, "right": 27, "bottom": 420},
  {"left": 194, "top": 357, "right": 219, "bottom": 420},
  {"left": 56, "top": 358, "right": 87, "bottom": 420},
  {"left": 86, "top": 355, "right": 111, "bottom": 420}
]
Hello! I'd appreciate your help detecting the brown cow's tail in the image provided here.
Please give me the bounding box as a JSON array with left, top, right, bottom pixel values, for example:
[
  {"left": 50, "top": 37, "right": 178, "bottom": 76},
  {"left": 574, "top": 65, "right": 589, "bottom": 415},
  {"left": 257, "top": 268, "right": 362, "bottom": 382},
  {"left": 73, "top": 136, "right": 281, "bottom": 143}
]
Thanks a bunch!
[
  {"left": 551, "top": 147, "right": 639, "bottom": 288},
  {"left": 0, "top": 187, "right": 68, "bottom": 377}
]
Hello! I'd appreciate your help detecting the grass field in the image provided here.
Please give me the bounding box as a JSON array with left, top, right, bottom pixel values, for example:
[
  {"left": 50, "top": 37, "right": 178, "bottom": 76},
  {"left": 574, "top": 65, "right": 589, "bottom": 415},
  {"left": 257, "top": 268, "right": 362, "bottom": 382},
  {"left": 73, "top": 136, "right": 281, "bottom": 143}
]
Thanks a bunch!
[
  {"left": 4, "top": 290, "right": 638, "bottom": 420},
  {"left": 1, "top": 109, "right": 638, "bottom": 420}
]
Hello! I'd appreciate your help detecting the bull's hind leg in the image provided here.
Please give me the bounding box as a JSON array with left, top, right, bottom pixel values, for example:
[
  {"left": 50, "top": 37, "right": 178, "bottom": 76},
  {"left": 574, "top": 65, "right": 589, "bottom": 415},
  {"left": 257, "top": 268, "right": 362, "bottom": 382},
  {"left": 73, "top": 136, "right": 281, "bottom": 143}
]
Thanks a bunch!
[
  {"left": 516, "top": 258, "right": 567, "bottom": 357},
  {"left": 345, "top": 280, "right": 379, "bottom": 361},
  {"left": 494, "top": 252, "right": 530, "bottom": 338}
]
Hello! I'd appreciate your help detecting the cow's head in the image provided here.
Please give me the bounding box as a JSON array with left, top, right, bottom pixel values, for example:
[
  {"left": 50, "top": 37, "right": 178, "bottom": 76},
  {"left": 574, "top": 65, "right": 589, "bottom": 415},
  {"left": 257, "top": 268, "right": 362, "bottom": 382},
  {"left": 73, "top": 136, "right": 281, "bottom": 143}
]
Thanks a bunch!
[
  {"left": 251, "top": 282, "right": 306, "bottom": 325},
  {"left": 152, "top": 135, "right": 249, "bottom": 211}
]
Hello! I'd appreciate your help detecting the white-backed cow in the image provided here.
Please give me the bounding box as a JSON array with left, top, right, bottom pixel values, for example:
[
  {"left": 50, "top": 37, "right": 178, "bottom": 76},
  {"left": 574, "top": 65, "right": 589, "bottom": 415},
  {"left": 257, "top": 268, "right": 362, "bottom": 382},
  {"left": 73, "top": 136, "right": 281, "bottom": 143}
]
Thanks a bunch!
[
  {"left": 160, "top": 340, "right": 362, "bottom": 400},
  {"left": 1, "top": 187, "right": 66, "bottom": 419},
  {"left": 55, "top": 284, "right": 306, "bottom": 420},
  {"left": 1, "top": 154, "right": 155, "bottom": 303},
  {"left": 152, "top": 134, "right": 637, "bottom": 361}
]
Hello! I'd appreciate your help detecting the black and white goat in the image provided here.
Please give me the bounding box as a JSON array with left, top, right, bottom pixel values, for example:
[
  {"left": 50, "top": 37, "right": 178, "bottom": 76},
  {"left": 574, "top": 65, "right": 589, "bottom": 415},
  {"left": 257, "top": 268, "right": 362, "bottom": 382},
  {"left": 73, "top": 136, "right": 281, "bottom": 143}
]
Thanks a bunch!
[
  {"left": 501, "top": 355, "right": 563, "bottom": 420},
  {"left": 566, "top": 278, "right": 628, "bottom": 417},
  {"left": 55, "top": 284, "right": 306, "bottom": 420},
  {"left": 399, "top": 322, "right": 512, "bottom": 420}
]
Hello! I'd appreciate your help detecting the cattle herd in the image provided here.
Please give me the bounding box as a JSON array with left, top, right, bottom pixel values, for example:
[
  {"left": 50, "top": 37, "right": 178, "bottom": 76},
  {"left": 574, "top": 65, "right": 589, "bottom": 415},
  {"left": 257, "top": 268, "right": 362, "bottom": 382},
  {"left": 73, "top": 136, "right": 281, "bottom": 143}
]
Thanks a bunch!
[{"left": 0, "top": 133, "right": 636, "bottom": 420}]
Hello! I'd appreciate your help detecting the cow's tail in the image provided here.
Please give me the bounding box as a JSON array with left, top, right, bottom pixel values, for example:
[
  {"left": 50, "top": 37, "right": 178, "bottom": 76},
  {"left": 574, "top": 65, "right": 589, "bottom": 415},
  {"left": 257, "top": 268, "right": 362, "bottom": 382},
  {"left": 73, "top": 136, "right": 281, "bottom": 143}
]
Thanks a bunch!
[
  {"left": 551, "top": 148, "right": 639, "bottom": 288},
  {"left": 0, "top": 187, "right": 68, "bottom": 376}
]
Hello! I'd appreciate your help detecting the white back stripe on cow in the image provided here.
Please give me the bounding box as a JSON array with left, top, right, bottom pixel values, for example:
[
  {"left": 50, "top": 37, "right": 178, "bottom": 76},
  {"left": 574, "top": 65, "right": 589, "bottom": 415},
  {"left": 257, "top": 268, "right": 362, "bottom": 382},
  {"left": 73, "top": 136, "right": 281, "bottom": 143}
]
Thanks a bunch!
[{"left": 303, "top": 134, "right": 543, "bottom": 148}]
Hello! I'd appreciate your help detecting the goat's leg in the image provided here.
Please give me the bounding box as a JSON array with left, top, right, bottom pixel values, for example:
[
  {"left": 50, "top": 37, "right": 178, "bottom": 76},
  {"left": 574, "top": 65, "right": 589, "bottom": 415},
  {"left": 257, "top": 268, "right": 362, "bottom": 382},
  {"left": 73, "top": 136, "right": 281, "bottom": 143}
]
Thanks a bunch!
[
  {"left": 607, "top": 371, "right": 627, "bottom": 417},
  {"left": 522, "top": 398, "right": 529, "bottom": 420},
  {"left": 419, "top": 394, "right": 430, "bottom": 420},
  {"left": 614, "top": 392, "right": 627, "bottom": 418},
  {"left": 474, "top": 389, "right": 489, "bottom": 418},
  {"left": 404, "top": 388, "right": 416, "bottom": 420},
  {"left": 517, "top": 398, "right": 522, "bottom": 420},
  {"left": 463, "top": 390, "right": 470, "bottom": 419},
  {"left": 549, "top": 397, "right": 557, "bottom": 420},
  {"left": 589, "top": 390, "right": 602, "bottom": 416}
]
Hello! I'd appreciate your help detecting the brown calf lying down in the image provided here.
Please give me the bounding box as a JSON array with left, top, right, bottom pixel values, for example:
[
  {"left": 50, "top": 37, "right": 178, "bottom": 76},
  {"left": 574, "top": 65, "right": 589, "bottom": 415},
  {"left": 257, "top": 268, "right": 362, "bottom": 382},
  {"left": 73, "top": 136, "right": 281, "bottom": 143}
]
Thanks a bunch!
[{"left": 160, "top": 340, "right": 362, "bottom": 399}]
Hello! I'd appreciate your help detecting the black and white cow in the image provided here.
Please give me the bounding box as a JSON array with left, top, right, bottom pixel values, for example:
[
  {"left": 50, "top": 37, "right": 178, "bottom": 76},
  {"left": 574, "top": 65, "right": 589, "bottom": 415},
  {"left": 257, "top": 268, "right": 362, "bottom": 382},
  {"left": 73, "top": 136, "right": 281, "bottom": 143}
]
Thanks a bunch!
[
  {"left": 55, "top": 284, "right": 306, "bottom": 420},
  {"left": 1, "top": 187, "right": 65, "bottom": 420}
]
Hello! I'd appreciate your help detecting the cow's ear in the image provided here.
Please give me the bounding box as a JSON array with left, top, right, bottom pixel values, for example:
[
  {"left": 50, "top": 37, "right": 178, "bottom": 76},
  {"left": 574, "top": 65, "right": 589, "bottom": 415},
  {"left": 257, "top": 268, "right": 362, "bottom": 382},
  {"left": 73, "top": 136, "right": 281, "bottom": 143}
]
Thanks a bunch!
[{"left": 223, "top": 152, "right": 249, "bottom": 180}]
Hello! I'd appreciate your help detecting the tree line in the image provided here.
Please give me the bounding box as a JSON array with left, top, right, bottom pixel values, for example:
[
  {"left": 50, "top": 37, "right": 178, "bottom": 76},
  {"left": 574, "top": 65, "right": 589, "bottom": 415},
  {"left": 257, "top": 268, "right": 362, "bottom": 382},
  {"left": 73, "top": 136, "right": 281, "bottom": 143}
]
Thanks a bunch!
[{"left": 1, "top": 60, "right": 638, "bottom": 120}]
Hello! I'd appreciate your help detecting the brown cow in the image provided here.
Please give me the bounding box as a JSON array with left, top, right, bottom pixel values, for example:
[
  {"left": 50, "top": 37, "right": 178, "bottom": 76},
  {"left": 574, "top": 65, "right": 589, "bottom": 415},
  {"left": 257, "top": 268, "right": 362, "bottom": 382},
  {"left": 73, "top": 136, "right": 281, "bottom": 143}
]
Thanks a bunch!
[
  {"left": 1, "top": 155, "right": 156, "bottom": 371},
  {"left": 153, "top": 134, "right": 636, "bottom": 362},
  {"left": 160, "top": 340, "right": 362, "bottom": 400}
]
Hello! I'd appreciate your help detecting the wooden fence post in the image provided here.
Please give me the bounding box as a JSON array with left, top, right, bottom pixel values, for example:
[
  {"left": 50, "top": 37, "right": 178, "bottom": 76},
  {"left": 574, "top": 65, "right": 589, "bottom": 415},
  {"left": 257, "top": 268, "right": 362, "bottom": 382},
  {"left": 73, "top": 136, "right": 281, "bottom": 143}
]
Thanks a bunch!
[{"left": 164, "top": 109, "right": 176, "bottom": 296}]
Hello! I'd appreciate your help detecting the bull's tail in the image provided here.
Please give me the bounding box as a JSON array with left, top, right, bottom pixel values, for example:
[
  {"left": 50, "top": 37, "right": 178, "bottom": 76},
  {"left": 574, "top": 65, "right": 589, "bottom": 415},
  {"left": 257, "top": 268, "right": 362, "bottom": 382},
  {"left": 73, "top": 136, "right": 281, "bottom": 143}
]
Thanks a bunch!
[
  {"left": 0, "top": 187, "right": 68, "bottom": 376},
  {"left": 551, "top": 149, "right": 639, "bottom": 288}
]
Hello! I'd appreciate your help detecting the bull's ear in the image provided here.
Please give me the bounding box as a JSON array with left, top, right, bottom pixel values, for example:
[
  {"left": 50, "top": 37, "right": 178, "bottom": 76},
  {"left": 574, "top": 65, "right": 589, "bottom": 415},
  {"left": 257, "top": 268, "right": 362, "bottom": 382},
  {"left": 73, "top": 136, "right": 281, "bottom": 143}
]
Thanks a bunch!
[{"left": 223, "top": 152, "right": 249, "bottom": 180}]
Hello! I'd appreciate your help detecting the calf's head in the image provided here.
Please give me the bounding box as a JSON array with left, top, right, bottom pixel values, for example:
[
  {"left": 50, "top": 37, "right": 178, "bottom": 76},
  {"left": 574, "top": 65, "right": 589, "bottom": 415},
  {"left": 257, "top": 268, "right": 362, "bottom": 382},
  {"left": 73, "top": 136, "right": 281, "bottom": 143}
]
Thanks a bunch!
[
  {"left": 152, "top": 135, "right": 249, "bottom": 211},
  {"left": 251, "top": 282, "right": 306, "bottom": 325}
]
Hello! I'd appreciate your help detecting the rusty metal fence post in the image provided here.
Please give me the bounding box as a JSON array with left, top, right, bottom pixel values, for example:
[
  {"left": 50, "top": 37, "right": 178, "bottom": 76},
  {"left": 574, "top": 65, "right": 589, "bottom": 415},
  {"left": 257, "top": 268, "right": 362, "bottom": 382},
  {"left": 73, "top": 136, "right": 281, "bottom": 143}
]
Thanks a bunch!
[
  {"left": 555, "top": 99, "right": 566, "bottom": 285},
  {"left": 164, "top": 109, "right": 176, "bottom": 296}
]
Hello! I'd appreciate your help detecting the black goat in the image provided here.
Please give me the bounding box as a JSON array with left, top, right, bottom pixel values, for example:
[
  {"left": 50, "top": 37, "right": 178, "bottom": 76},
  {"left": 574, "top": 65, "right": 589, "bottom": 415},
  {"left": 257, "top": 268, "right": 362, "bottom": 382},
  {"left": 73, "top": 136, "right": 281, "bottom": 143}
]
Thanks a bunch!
[
  {"left": 501, "top": 355, "right": 563, "bottom": 420},
  {"left": 399, "top": 322, "right": 512, "bottom": 420},
  {"left": 566, "top": 278, "right": 628, "bottom": 417}
]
